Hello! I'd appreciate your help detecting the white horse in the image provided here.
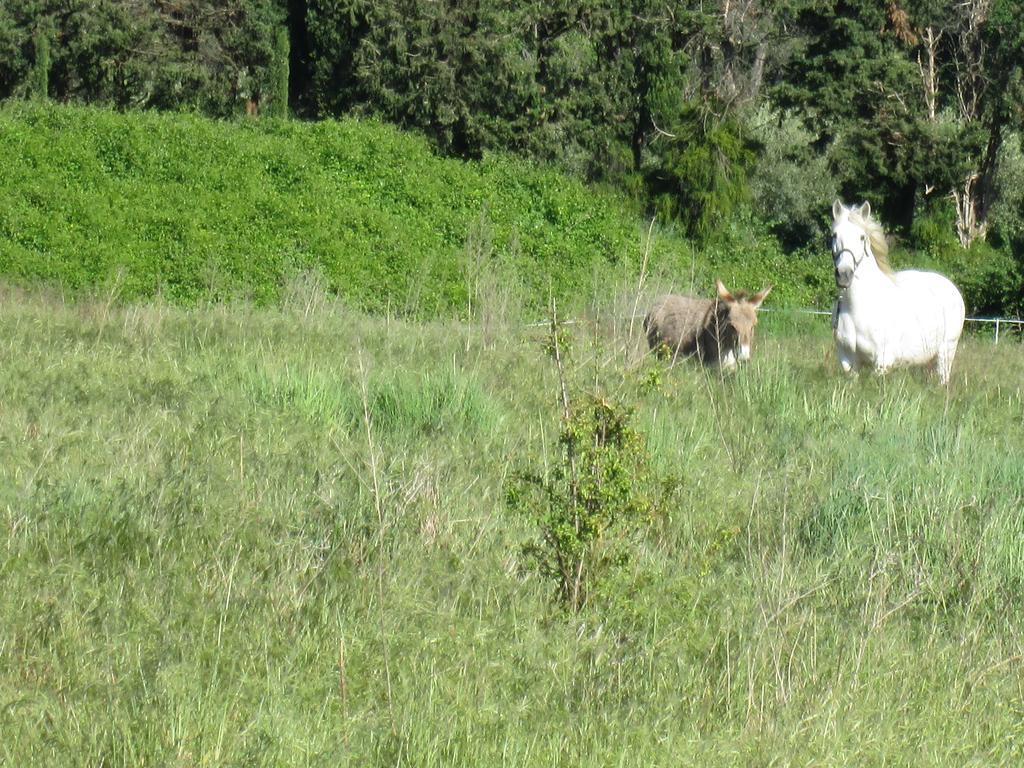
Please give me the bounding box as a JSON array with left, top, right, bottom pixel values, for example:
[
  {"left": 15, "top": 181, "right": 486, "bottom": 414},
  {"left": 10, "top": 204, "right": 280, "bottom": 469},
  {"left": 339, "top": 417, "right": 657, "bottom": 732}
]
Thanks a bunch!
[{"left": 830, "top": 200, "right": 965, "bottom": 384}]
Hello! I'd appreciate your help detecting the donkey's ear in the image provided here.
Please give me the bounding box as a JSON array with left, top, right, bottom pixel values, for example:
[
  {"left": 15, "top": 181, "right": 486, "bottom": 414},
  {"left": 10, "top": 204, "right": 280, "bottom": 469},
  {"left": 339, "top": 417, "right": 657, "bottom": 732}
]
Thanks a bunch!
[
  {"left": 715, "top": 278, "right": 734, "bottom": 302},
  {"left": 832, "top": 199, "right": 844, "bottom": 219},
  {"left": 858, "top": 200, "right": 871, "bottom": 218},
  {"left": 750, "top": 284, "right": 773, "bottom": 308}
]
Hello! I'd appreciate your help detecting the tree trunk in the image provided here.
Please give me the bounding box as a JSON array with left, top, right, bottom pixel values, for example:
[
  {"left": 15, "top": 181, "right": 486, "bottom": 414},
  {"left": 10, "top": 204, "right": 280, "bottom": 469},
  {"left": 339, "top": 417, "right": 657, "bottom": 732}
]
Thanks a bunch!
[{"left": 952, "top": 172, "right": 987, "bottom": 248}]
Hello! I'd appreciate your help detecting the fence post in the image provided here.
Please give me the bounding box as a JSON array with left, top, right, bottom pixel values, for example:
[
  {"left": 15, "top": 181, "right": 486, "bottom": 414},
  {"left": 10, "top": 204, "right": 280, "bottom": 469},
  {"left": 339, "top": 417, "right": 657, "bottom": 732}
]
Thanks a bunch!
[{"left": 995, "top": 319, "right": 1001, "bottom": 345}]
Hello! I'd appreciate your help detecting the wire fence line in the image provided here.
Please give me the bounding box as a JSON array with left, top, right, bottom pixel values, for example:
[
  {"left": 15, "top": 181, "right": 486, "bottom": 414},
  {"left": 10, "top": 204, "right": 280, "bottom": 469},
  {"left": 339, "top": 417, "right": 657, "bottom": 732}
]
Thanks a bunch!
[
  {"left": 527, "top": 306, "right": 1024, "bottom": 343},
  {"left": 761, "top": 306, "right": 1024, "bottom": 344}
]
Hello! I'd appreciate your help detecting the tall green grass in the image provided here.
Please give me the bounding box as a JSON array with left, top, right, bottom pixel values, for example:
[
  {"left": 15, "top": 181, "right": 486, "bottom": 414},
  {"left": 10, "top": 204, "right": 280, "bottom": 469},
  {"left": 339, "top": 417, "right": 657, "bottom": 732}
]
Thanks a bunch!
[{"left": 2, "top": 285, "right": 1023, "bottom": 765}]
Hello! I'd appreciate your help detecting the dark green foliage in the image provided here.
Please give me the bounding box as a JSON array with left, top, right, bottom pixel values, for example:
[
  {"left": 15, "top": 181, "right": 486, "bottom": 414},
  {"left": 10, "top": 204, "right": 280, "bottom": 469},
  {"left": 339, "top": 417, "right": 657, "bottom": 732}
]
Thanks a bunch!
[
  {"left": 0, "top": 7, "right": 27, "bottom": 97},
  {"left": 981, "top": 0, "right": 1024, "bottom": 133},
  {"left": 646, "top": 104, "right": 756, "bottom": 242},
  {"left": 0, "top": 0, "right": 1022, "bottom": 271},
  {"left": 29, "top": 22, "right": 49, "bottom": 100},
  {"left": 306, "top": 0, "right": 540, "bottom": 157},
  {"left": 988, "top": 133, "right": 1024, "bottom": 251},
  {"left": 300, "top": 0, "right": 781, "bottom": 213},
  {"left": 267, "top": 26, "right": 290, "bottom": 118},
  {"left": 0, "top": 1, "right": 285, "bottom": 115},
  {"left": 778, "top": 0, "right": 922, "bottom": 224},
  {"left": 749, "top": 106, "right": 837, "bottom": 247}
]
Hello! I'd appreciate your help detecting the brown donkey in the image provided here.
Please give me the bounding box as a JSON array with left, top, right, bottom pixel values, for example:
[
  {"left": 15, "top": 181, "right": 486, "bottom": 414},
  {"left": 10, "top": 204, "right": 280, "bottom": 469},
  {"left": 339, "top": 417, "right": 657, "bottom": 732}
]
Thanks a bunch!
[{"left": 644, "top": 279, "right": 772, "bottom": 367}]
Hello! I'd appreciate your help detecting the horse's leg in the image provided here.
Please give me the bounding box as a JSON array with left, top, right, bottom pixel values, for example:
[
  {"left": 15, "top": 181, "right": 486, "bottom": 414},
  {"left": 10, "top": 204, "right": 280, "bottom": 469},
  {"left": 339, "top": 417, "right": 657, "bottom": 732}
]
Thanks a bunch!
[
  {"left": 873, "top": 343, "right": 895, "bottom": 377},
  {"left": 836, "top": 345, "right": 857, "bottom": 376},
  {"left": 935, "top": 341, "right": 958, "bottom": 385}
]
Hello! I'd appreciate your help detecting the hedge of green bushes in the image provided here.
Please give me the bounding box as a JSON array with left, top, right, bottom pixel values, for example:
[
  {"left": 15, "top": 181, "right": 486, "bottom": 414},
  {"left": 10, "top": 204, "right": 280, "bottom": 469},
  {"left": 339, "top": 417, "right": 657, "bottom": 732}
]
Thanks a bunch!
[{"left": 0, "top": 102, "right": 833, "bottom": 314}]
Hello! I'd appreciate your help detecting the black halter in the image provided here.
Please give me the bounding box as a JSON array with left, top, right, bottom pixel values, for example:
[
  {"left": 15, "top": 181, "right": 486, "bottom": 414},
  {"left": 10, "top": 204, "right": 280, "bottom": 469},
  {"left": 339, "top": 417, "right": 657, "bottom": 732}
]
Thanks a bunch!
[
  {"left": 831, "top": 230, "right": 871, "bottom": 290},
  {"left": 832, "top": 237, "right": 870, "bottom": 273}
]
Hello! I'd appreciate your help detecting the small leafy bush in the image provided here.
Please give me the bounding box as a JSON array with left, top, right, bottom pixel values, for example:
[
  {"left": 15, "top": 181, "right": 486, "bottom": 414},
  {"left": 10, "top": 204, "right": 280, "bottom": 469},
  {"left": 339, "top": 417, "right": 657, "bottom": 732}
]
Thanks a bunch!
[
  {"left": 507, "top": 392, "right": 658, "bottom": 612},
  {"left": 944, "top": 242, "right": 1022, "bottom": 317},
  {"left": 506, "top": 321, "right": 660, "bottom": 612}
]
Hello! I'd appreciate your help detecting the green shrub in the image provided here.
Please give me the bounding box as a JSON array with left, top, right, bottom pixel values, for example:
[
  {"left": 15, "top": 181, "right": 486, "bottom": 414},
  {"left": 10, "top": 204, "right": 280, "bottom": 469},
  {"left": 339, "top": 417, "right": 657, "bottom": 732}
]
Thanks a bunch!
[
  {"left": 267, "top": 26, "right": 290, "bottom": 119},
  {"left": 29, "top": 23, "right": 49, "bottom": 100},
  {"left": 988, "top": 132, "right": 1024, "bottom": 252},
  {"left": 4, "top": 101, "right": 969, "bottom": 319},
  {"left": 910, "top": 200, "right": 961, "bottom": 256},
  {"left": 909, "top": 200, "right": 1022, "bottom": 316},
  {"left": 749, "top": 105, "right": 837, "bottom": 249},
  {"left": 692, "top": 209, "right": 833, "bottom": 310},
  {"left": 945, "top": 242, "right": 1021, "bottom": 317},
  {"left": 507, "top": 389, "right": 659, "bottom": 612},
  {"left": 505, "top": 320, "right": 662, "bottom": 612},
  {"left": 0, "top": 102, "right": 702, "bottom": 316},
  {"left": 646, "top": 104, "right": 755, "bottom": 242}
]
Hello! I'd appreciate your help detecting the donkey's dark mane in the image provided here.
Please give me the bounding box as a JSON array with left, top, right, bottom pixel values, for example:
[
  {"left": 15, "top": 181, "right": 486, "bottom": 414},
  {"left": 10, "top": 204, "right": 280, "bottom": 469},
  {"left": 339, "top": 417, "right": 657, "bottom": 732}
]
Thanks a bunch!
[{"left": 728, "top": 291, "right": 752, "bottom": 301}]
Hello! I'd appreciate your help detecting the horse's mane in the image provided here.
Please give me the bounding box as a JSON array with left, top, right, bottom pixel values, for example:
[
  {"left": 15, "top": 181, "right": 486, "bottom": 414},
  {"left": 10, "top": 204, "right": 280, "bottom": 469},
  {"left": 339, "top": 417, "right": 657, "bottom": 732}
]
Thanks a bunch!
[{"left": 846, "top": 207, "right": 893, "bottom": 274}]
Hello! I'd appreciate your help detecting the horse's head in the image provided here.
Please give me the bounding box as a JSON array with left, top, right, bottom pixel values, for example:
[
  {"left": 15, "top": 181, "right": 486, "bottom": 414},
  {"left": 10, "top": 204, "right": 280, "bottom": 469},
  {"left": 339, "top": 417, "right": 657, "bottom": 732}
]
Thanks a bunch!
[
  {"left": 831, "top": 200, "right": 890, "bottom": 288},
  {"left": 714, "top": 278, "right": 772, "bottom": 364}
]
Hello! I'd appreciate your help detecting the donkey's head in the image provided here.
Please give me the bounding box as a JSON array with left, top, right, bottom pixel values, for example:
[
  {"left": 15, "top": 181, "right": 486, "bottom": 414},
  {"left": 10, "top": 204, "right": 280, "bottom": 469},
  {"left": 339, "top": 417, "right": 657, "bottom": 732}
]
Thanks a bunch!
[{"left": 713, "top": 278, "right": 772, "bottom": 365}]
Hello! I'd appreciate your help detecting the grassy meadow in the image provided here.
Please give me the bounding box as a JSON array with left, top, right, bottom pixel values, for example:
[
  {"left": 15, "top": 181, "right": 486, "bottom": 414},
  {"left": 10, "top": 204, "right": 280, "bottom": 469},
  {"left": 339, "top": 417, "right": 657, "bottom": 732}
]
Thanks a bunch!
[{"left": 2, "top": 282, "right": 1024, "bottom": 766}]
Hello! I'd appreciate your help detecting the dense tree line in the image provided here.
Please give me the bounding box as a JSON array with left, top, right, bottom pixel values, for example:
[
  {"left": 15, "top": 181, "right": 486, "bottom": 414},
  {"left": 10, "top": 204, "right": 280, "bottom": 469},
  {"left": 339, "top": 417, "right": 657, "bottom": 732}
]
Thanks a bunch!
[
  {"left": 0, "top": 1, "right": 286, "bottom": 114},
  {"left": 2, "top": 0, "right": 1023, "bottom": 272}
]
